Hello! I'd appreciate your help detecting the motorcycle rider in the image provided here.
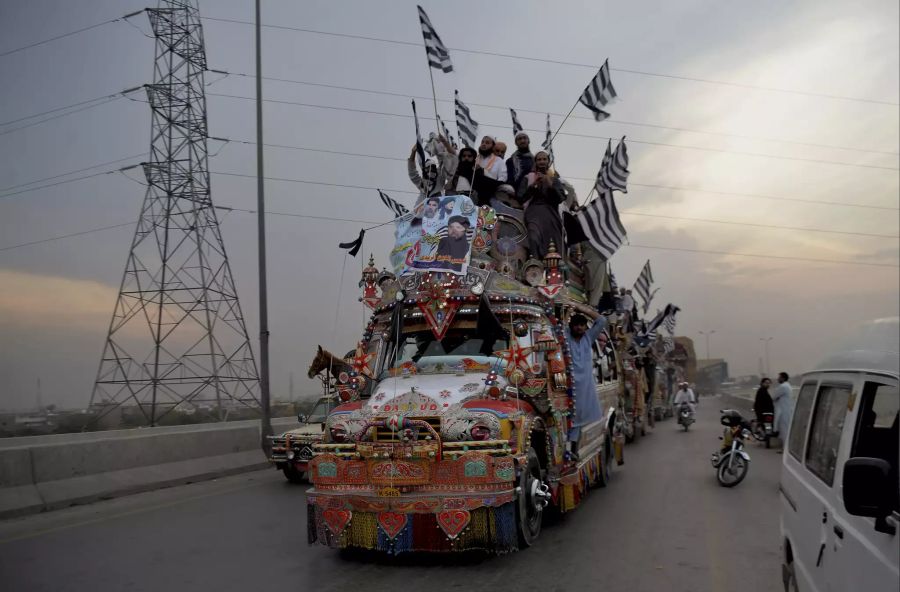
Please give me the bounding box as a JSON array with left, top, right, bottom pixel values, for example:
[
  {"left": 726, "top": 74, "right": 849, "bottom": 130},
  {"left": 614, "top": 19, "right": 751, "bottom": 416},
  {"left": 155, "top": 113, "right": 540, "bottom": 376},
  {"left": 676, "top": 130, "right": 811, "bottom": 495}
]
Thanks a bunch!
[
  {"left": 674, "top": 381, "right": 696, "bottom": 414},
  {"left": 753, "top": 377, "right": 774, "bottom": 426}
]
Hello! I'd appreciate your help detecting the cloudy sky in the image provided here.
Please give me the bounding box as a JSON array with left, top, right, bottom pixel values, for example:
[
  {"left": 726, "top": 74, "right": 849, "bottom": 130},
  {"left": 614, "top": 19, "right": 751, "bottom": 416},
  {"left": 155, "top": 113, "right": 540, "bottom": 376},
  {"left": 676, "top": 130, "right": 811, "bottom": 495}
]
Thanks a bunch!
[{"left": 0, "top": 0, "right": 897, "bottom": 411}]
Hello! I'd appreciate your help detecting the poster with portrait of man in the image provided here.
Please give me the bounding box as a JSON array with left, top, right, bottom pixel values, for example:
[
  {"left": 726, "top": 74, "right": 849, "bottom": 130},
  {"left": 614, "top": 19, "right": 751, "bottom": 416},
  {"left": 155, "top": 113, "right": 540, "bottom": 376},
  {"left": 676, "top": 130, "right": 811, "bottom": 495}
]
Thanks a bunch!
[{"left": 390, "top": 195, "right": 478, "bottom": 276}]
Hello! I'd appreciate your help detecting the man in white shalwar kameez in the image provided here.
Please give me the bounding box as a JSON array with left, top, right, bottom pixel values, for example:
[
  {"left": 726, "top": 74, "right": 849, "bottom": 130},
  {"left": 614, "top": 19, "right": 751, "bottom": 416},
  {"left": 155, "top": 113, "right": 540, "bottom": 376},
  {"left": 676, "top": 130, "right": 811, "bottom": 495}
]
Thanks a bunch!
[{"left": 772, "top": 372, "right": 794, "bottom": 450}]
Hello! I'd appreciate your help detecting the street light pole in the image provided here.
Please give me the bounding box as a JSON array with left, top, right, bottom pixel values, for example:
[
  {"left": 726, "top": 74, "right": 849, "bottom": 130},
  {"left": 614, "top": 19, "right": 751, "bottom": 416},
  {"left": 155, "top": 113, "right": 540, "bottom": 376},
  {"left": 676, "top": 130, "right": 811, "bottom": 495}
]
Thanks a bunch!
[
  {"left": 760, "top": 337, "right": 773, "bottom": 377},
  {"left": 698, "top": 330, "right": 716, "bottom": 359},
  {"left": 256, "top": 0, "right": 273, "bottom": 454}
]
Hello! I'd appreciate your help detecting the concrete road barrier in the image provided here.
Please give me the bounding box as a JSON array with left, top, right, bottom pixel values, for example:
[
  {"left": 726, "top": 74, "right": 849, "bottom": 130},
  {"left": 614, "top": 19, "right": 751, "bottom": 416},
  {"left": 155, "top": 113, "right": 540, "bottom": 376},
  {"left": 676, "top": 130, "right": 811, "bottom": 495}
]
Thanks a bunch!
[{"left": 0, "top": 417, "right": 296, "bottom": 520}]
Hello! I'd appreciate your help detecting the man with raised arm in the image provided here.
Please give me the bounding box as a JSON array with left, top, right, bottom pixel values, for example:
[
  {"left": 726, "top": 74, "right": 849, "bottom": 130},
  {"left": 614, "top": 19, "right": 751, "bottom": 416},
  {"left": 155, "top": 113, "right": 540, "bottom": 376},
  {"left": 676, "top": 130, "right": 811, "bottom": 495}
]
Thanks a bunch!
[{"left": 565, "top": 312, "right": 609, "bottom": 460}]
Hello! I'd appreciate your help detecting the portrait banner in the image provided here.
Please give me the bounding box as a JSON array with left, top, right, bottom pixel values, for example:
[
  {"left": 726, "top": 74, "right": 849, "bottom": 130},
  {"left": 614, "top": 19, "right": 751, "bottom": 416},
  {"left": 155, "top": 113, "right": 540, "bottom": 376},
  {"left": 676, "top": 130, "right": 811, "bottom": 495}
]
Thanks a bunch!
[{"left": 390, "top": 195, "right": 478, "bottom": 276}]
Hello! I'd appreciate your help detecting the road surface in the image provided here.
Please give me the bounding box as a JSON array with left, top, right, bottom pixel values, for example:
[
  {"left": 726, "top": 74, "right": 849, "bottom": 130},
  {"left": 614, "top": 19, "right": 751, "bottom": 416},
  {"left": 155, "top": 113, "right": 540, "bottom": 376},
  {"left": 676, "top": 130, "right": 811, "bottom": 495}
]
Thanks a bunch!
[{"left": 0, "top": 396, "right": 783, "bottom": 592}]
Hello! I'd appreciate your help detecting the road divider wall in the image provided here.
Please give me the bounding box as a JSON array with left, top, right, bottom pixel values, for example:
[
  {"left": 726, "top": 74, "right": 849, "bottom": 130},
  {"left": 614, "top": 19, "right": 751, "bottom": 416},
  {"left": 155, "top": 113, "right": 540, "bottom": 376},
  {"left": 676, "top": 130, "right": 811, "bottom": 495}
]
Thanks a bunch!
[{"left": 0, "top": 417, "right": 296, "bottom": 520}]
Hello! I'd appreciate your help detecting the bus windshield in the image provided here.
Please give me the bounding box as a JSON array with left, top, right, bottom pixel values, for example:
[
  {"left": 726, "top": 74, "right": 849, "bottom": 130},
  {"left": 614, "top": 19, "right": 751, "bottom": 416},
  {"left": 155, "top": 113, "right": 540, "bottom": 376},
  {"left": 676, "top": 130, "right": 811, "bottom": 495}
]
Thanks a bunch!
[{"left": 379, "top": 331, "right": 508, "bottom": 378}]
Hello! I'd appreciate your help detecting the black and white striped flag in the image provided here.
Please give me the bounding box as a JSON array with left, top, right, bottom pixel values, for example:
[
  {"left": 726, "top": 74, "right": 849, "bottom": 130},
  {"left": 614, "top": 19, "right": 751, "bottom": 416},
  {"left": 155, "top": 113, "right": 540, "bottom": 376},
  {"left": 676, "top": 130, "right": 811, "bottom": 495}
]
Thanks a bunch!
[
  {"left": 663, "top": 336, "right": 675, "bottom": 354},
  {"left": 436, "top": 114, "right": 456, "bottom": 149},
  {"left": 596, "top": 136, "right": 630, "bottom": 193},
  {"left": 664, "top": 308, "right": 677, "bottom": 335},
  {"left": 633, "top": 259, "right": 654, "bottom": 309},
  {"left": 378, "top": 189, "right": 408, "bottom": 218},
  {"left": 579, "top": 59, "right": 617, "bottom": 121},
  {"left": 644, "top": 304, "right": 680, "bottom": 336},
  {"left": 642, "top": 287, "right": 660, "bottom": 315},
  {"left": 575, "top": 189, "right": 627, "bottom": 260},
  {"left": 417, "top": 6, "right": 453, "bottom": 73},
  {"left": 455, "top": 90, "right": 478, "bottom": 148},
  {"left": 411, "top": 100, "right": 426, "bottom": 171},
  {"left": 510, "top": 108, "right": 523, "bottom": 136},
  {"left": 541, "top": 113, "right": 555, "bottom": 163}
]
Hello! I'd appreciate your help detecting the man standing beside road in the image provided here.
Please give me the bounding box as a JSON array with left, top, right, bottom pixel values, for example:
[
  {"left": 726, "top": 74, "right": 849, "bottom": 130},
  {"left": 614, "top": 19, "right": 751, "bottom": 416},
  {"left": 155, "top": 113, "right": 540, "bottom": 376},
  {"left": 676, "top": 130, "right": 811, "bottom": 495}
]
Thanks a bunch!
[
  {"left": 565, "top": 313, "right": 609, "bottom": 460},
  {"left": 772, "top": 372, "right": 794, "bottom": 452}
]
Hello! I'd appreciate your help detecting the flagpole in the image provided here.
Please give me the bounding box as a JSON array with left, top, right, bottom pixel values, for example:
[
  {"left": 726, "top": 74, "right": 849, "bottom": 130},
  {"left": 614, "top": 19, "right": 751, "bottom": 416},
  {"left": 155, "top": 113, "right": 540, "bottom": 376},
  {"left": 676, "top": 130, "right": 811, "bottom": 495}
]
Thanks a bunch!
[
  {"left": 428, "top": 66, "right": 441, "bottom": 135},
  {"left": 580, "top": 185, "right": 597, "bottom": 207},
  {"left": 548, "top": 98, "right": 581, "bottom": 149}
]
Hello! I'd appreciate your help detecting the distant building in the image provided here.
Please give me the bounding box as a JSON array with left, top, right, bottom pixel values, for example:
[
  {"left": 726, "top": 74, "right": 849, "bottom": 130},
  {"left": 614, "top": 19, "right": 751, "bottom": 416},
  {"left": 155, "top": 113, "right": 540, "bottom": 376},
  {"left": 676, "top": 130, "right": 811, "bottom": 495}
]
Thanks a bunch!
[
  {"left": 668, "top": 337, "right": 698, "bottom": 383},
  {"left": 696, "top": 358, "right": 730, "bottom": 392}
]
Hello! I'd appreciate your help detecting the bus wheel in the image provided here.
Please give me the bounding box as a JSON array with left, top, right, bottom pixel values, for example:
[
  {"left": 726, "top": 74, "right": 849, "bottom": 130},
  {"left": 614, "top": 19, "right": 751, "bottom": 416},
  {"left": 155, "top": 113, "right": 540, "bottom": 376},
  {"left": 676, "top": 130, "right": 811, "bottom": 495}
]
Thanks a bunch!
[{"left": 516, "top": 448, "right": 548, "bottom": 547}]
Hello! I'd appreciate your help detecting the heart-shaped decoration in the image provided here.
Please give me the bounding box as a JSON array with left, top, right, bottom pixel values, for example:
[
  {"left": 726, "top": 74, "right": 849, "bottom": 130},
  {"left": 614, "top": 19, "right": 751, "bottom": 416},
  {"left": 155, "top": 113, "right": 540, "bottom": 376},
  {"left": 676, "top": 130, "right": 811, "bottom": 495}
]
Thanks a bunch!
[
  {"left": 322, "top": 508, "right": 352, "bottom": 536},
  {"left": 418, "top": 300, "right": 461, "bottom": 340},
  {"left": 436, "top": 509, "right": 471, "bottom": 540},
  {"left": 377, "top": 512, "right": 408, "bottom": 540},
  {"left": 538, "top": 284, "right": 563, "bottom": 299}
]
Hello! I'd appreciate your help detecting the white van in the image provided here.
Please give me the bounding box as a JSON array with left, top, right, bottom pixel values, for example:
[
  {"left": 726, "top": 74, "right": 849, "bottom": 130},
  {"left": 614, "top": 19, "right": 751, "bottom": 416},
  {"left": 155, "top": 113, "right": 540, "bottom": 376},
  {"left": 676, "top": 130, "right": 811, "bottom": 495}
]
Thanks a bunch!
[{"left": 780, "top": 318, "right": 899, "bottom": 592}]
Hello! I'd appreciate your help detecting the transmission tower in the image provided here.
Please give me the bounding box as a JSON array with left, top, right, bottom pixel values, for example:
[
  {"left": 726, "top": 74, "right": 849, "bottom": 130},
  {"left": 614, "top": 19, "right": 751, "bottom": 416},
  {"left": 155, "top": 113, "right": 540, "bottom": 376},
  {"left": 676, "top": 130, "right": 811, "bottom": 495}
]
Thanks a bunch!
[{"left": 90, "top": 0, "right": 260, "bottom": 426}]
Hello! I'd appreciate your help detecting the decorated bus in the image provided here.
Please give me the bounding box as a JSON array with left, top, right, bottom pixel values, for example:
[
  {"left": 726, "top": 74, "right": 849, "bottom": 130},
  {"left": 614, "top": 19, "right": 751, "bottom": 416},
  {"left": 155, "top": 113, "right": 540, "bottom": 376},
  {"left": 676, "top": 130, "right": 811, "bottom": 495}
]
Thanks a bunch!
[{"left": 305, "top": 194, "right": 630, "bottom": 553}]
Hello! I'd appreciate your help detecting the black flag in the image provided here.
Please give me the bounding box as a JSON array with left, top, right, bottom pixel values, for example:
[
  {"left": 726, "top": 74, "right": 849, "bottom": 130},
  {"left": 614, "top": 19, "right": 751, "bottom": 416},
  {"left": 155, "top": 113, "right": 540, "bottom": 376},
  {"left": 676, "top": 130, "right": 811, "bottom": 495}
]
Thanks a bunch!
[{"left": 339, "top": 229, "right": 365, "bottom": 257}]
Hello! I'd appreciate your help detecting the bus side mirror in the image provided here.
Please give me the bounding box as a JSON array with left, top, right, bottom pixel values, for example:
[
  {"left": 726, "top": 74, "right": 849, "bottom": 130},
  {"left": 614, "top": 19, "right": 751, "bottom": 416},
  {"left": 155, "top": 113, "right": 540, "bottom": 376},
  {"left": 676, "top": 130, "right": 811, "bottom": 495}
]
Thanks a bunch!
[
  {"left": 297, "top": 413, "right": 308, "bottom": 424},
  {"left": 843, "top": 457, "right": 896, "bottom": 535}
]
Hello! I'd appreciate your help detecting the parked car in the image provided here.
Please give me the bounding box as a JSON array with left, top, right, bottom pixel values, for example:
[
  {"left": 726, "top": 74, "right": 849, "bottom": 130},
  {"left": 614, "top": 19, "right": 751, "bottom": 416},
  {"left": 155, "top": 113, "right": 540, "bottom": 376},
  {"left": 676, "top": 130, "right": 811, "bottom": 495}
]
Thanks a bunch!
[
  {"left": 269, "top": 397, "right": 334, "bottom": 483},
  {"left": 780, "top": 318, "right": 899, "bottom": 591}
]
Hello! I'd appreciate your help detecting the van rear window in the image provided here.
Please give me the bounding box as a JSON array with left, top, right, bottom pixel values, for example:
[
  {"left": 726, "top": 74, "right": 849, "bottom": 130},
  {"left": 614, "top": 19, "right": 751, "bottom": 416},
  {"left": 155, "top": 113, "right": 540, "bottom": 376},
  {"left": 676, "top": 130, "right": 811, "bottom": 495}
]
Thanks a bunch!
[{"left": 788, "top": 383, "right": 817, "bottom": 461}]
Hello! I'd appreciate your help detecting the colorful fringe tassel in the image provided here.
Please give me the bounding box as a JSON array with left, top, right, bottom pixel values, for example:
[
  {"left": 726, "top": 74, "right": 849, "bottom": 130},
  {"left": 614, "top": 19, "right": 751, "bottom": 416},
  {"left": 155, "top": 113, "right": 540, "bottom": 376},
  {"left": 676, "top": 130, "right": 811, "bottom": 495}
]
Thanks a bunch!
[
  {"left": 309, "top": 502, "right": 518, "bottom": 554},
  {"left": 559, "top": 454, "right": 602, "bottom": 512}
]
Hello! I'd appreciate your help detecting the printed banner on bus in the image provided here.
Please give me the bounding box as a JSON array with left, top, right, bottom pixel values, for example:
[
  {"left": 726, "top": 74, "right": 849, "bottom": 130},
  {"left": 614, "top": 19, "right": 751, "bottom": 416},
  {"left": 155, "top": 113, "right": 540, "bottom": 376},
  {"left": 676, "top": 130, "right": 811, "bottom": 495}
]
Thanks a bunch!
[{"left": 390, "top": 194, "right": 477, "bottom": 276}]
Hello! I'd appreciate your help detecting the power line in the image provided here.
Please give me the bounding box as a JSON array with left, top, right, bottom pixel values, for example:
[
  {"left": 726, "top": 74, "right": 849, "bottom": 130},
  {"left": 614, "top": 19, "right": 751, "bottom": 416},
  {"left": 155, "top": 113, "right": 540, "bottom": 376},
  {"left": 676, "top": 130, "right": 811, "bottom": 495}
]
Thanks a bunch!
[
  {"left": 202, "top": 16, "right": 900, "bottom": 107},
  {"left": 626, "top": 180, "right": 898, "bottom": 212},
  {"left": 212, "top": 169, "right": 898, "bottom": 237},
  {"left": 0, "top": 208, "right": 388, "bottom": 253},
  {"left": 1, "top": 72, "right": 226, "bottom": 130},
  {"left": 7, "top": 146, "right": 893, "bottom": 234},
  {"left": 0, "top": 153, "right": 145, "bottom": 194},
  {"left": 0, "top": 166, "right": 133, "bottom": 200},
  {"left": 0, "top": 95, "right": 126, "bottom": 136},
  {"left": 5, "top": 204, "right": 895, "bottom": 268},
  {"left": 8, "top": 151, "right": 892, "bottom": 249},
  {"left": 216, "top": 205, "right": 384, "bottom": 226},
  {"left": 624, "top": 243, "right": 898, "bottom": 268},
  {"left": 0, "top": 14, "right": 131, "bottom": 58},
  {"left": 621, "top": 211, "right": 898, "bottom": 239},
  {"left": 217, "top": 140, "right": 900, "bottom": 212},
  {"left": 0, "top": 222, "right": 136, "bottom": 252},
  {"left": 226, "top": 71, "right": 898, "bottom": 157},
  {"left": 208, "top": 92, "right": 899, "bottom": 171},
  {"left": 1, "top": 93, "right": 121, "bottom": 127}
]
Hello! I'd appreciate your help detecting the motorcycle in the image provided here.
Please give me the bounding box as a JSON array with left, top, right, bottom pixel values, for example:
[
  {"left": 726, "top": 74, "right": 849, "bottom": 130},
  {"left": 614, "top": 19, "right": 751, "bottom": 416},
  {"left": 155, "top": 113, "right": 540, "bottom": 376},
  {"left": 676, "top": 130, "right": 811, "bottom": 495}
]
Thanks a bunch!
[
  {"left": 749, "top": 409, "right": 775, "bottom": 449},
  {"left": 677, "top": 402, "right": 695, "bottom": 431},
  {"left": 710, "top": 409, "right": 751, "bottom": 487}
]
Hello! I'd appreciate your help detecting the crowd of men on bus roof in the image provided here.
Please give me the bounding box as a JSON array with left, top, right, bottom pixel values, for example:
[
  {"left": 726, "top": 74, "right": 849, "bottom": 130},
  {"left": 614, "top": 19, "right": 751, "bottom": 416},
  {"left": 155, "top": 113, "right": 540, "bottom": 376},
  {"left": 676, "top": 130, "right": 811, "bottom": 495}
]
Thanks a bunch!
[
  {"left": 404, "top": 131, "right": 692, "bottom": 461},
  {"left": 407, "top": 131, "right": 619, "bottom": 310}
]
